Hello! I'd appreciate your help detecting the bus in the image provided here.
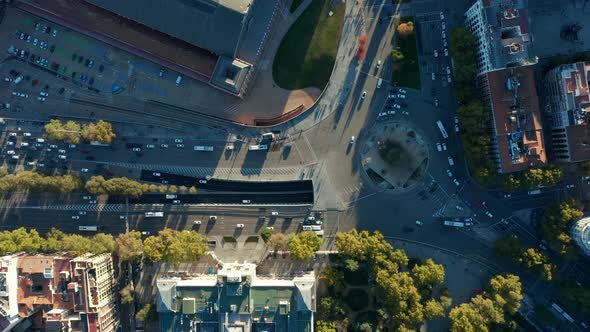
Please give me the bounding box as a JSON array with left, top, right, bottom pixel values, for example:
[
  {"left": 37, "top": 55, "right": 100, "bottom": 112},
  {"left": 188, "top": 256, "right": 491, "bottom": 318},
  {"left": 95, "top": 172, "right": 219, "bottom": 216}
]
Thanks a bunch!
[
  {"left": 194, "top": 145, "right": 214, "bottom": 152},
  {"left": 145, "top": 212, "right": 164, "bottom": 218},
  {"left": 79, "top": 226, "right": 98, "bottom": 231},
  {"left": 249, "top": 144, "right": 268, "bottom": 151},
  {"left": 443, "top": 221, "right": 464, "bottom": 228},
  {"left": 436, "top": 121, "right": 449, "bottom": 139}
]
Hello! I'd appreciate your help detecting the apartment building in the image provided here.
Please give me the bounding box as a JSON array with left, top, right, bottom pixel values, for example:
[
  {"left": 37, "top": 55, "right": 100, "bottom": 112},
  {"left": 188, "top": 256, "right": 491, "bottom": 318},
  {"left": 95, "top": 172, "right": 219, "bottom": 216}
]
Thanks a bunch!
[
  {"left": 545, "top": 61, "right": 590, "bottom": 162},
  {"left": 156, "top": 263, "right": 316, "bottom": 332},
  {"left": 0, "top": 253, "right": 118, "bottom": 332}
]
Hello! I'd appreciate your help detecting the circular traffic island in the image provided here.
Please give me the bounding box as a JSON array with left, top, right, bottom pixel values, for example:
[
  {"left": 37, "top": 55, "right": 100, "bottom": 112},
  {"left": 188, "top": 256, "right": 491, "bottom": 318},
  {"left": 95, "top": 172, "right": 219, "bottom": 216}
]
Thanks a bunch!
[{"left": 361, "top": 122, "right": 429, "bottom": 192}]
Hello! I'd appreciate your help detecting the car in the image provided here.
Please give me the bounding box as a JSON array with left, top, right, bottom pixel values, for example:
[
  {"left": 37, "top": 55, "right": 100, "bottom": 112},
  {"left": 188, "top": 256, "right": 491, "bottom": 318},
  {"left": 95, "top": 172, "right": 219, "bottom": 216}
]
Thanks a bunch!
[
  {"left": 159, "top": 68, "right": 165, "bottom": 77},
  {"left": 455, "top": 124, "right": 460, "bottom": 133},
  {"left": 442, "top": 143, "right": 447, "bottom": 151},
  {"left": 34, "top": 22, "right": 41, "bottom": 30},
  {"left": 83, "top": 196, "right": 91, "bottom": 200},
  {"left": 442, "top": 30, "right": 446, "bottom": 39},
  {"left": 35, "top": 143, "right": 43, "bottom": 148},
  {"left": 146, "top": 144, "right": 155, "bottom": 149},
  {"left": 454, "top": 116, "right": 459, "bottom": 124},
  {"left": 81, "top": 168, "right": 89, "bottom": 173},
  {"left": 26, "top": 161, "right": 35, "bottom": 166},
  {"left": 447, "top": 74, "right": 452, "bottom": 83},
  {"left": 10, "top": 155, "right": 19, "bottom": 160},
  {"left": 172, "top": 200, "right": 181, "bottom": 204},
  {"left": 71, "top": 215, "right": 79, "bottom": 220},
  {"left": 455, "top": 205, "right": 464, "bottom": 211},
  {"left": 433, "top": 49, "right": 438, "bottom": 57},
  {"left": 440, "top": 11, "right": 445, "bottom": 19},
  {"left": 58, "top": 155, "right": 67, "bottom": 160},
  {"left": 132, "top": 147, "right": 141, "bottom": 152},
  {"left": 58, "top": 149, "right": 66, "bottom": 154},
  {"left": 503, "top": 193, "right": 511, "bottom": 198},
  {"left": 8, "top": 132, "right": 17, "bottom": 137},
  {"left": 52, "top": 29, "right": 58, "bottom": 37},
  {"left": 361, "top": 91, "right": 367, "bottom": 99},
  {"left": 485, "top": 211, "right": 493, "bottom": 218},
  {"left": 174, "top": 138, "right": 183, "bottom": 143},
  {"left": 161, "top": 144, "right": 169, "bottom": 148},
  {"left": 141, "top": 231, "right": 150, "bottom": 236},
  {"left": 176, "top": 144, "right": 184, "bottom": 148},
  {"left": 444, "top": 48, "right": 449, "bottom": 56},
  {"left": 566, "top": 184, "right": 575, "bottom": 188},
  {"left": 209, "top": 216, "right": 217, "bottom": 221},
  {"left": 538, "top": 242, "right": 547, "bottom": 250},
  {"left": 396, "top": 88, "right": 407, "bottom": 94},
  {"left": 415, "top": 220, "right": 423, "bottom": 226},
  {"left": 446, "top": 66, "right": 451, "bottom": 75},
  {"left": 271, "top": 211, "right": 279, "bottom": 216},
  {"left": 69, "top": 144, "right": 76, "bottom": 148},
  {"left": 453, "top": 179, "right": 460, "bottom": 186},
  {"left": 378, "top": 111, "right": 388, "bottom": 117},
  {"left": 87, "top": 60, "right": 94, "bottom": 68},
  {"left": 20, "top": 142, "right": 29, "bottom": 147},
  {"left": 236, "top": 224, "right": 245, "bottom": 228},
  {"left": 89, "top": 200, "right": 97, "bottom": 204},
  {"left": 49, "top": 144, "right": 58, "bottom": 148},
  {"left": 436, "top": 143, "right": 442, "bottom": 152},
  {"left": 376, "top": 60, "right": 381, "bottom": 69},
  {"left": 6, "top": 150, "right": 15, "bottom": 155},
  {"left": 350, "top": 136, "right": 355, "bottom": 144},
  {"left": 448, "top": 156, "right": 454, "bottom": 166},
  {"left": 6, "top": 141, "right": 14, "bottom": 146},
  {"left": 153, "top": 172, "right": 161, "bottom": 177},
  {"left": 387, "top": 110, "right": 396, "bottom": 115},
  {"left": 446, "top": 169, "right": 453, "bottom": 177},
  {"left": 443, "top": 39, "right": 448, "bottom": 47},
  {"left": 392, "top": 103, "right": 401, "bottom": 109},
  {"left": 79, "top": 211, "right": 87, "bottom": 215},
  {"left": 33, "top": 38, "right": 38, "bottom": 46},
  {"left": 265, "top": 226, "right": 274, "bottom": 231},
  {"left": 396, "top": 93, "right": 406, "bottom": 99},
  {"left": 199, "top": 179, "right": 207, "bottom": 184},
  {"left": 442, "top": 21, "right": 446, "bottom": 30},
  {"left": 401, "top": 111, "right": 409, "bottom": 116}
]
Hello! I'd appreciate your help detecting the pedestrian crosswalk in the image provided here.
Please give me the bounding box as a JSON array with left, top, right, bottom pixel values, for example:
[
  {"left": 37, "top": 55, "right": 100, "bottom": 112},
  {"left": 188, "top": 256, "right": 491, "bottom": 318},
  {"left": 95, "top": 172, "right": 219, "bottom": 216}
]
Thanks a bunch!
[{"left": 41, "top": 204, "right": 124, "bottom": 212}]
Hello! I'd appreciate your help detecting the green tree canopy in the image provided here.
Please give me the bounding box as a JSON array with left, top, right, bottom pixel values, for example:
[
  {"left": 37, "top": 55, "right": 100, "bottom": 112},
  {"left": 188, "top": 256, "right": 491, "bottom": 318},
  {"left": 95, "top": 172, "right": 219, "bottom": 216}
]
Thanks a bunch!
[
  {"left": 85, "top": 176, "right": 146, "bottom": 197},
  {"left": 540, "top": 201, "right": 583, "bottom": 257},
  {"left": 143, "top": 229, "right": 208, "bottom": 267},
  {"left": 115, "top": 231, "right": 144, "bottom": 262},
  {"left": 81, "top": 120, "right": 117, "bottom": 144},
  {"left": 412, "top": 258, "right": 445, "bottom": 288},
  {"left": 288, "top": 231, "right": 322, "bottom": 261}
]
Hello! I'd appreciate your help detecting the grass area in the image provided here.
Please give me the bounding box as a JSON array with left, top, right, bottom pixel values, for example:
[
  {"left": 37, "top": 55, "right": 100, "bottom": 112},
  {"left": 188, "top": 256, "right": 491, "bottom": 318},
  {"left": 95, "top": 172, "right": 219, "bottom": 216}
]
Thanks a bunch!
[
  {"left": 273, "top": 0, "right": 345, "bottom": 90},
  {"left": 289, "top": 0, "right": 305, "bottom": 13},
  {"left": 392, "top": 17, "right": 421, "bottom": 89}
]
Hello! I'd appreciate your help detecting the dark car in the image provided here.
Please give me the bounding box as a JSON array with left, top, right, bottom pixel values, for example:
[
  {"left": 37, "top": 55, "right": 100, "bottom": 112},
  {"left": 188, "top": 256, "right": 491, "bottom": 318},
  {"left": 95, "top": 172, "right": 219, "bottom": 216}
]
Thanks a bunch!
[
  {"left": 98, "top": 64, "right": 104, "bottom": 73},
  {"left": 71, "top": 72, "right": 77, "bottom": 79},
  {"left": 88, "top": 77, "right": 95, "bottom": 85}
]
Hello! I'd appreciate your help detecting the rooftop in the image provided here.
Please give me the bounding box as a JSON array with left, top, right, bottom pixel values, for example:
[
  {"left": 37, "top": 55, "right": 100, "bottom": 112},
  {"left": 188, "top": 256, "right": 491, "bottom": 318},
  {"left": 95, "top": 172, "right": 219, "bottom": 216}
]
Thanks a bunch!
[
  {"left": 559, "top": 62, "right": 590, "bottom": 124},
  {"left": 565, "top": 124, "right": 590, "bottom": 162},
  {"left": 485, "top": 65, "right": 547, "bottom": 172}
]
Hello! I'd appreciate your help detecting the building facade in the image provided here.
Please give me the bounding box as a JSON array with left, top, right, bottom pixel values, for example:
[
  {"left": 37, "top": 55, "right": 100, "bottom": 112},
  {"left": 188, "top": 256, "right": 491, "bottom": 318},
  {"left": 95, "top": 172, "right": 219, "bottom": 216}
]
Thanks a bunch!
[
  {"left": 0, "top": 253, "right": 118, "bottom": 332},
  {"left": 571, "top": 217, "right": 590, "bottom": 257},
  {"left": 156, "top": 263, "right": 316, "bottom": 332},
  {"left": 545, "top": 62, "right": 590, "bottom": 162}
]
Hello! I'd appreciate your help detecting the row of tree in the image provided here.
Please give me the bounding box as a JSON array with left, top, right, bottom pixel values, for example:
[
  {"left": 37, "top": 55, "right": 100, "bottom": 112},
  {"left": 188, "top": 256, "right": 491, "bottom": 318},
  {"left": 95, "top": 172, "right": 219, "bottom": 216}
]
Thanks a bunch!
[
  {"left": 262, "top": 230, "right": 323, "bottom": 261},
  {"left": 45, "top": 119, "right": 117, "bottom": 144},
  {"left": 494, "top": 236, "right": 556, "bottom": 281},
  {"left": 85, "top": 176, "right": 197, "bottom": 197},
  {"left": 540, "top": 201, "right": 583, "bottom": 258},
  {"left": 0, "top": 228, "right": 114, "bottom": 256},
  {"left": 0, "top": 170, "right": 82, "bottom": 192},
  {"left": 501, "top": 167, "right": 563, "bottom": 192}
]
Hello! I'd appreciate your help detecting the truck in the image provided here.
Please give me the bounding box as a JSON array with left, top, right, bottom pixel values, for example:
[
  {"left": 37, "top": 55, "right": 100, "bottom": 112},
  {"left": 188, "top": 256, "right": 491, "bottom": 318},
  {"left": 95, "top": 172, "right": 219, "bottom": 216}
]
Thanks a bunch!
[
  {"left": 79, "top": 225, "right": 98, "bottom": 231},
  {"left": 443, "top": 220, "right": 465, "bottom": 228}
]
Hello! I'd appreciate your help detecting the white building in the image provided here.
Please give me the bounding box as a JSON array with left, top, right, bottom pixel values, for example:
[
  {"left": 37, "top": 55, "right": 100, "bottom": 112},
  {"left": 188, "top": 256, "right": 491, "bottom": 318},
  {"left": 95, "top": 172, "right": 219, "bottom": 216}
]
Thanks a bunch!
[
  {"left": 464, "top": 0, "right": 537, "bottom": 75},
  {"left": 0, "top": 253, "right": 23, "bottom": 321},
  {"left": 572, "top": 217, "right": 590, "bottom": 257}
]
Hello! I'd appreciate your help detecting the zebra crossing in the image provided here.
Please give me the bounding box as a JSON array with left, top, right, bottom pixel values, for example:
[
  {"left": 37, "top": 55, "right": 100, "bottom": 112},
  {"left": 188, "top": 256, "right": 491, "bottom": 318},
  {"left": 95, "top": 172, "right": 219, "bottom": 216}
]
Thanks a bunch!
[
  {"left": 413, "top": 181, "right": 451, "bottom": 217},
  {"left": 39, "top": 204, "right": 124, "bottom": 212},
  {"left": 94, "top": 161, "right": 304, "bottom": 179},
  {"left": 221, "top": 102, "right": 243, "bottom": 114}
]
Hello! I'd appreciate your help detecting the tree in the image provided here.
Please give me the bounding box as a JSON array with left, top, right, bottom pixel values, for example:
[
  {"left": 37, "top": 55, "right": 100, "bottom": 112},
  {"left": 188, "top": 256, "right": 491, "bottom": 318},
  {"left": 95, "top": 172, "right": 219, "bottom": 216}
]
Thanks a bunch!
[
  {"left": 115, "top": 231, "right": 144, "bottom": 262},
  {"left": 487, "top": 274, "right": 523, "bottom": 315},
  {"left": 449, "top": 302, "right": 490, "bottom": 332},
  {"left": 424, "top": 299, "right": 445, "bottom": 319},
  {"left": 397, "top": 21, "right": 414, "bottom": 37},
  {"left": 0, "top": 228, "right": 46, "bottom": 255},
  {"left": 143, "top": 229, "right": 208, "bottom": 267},
  {"left": 319, "top": 296, "right": 346, "bottom": 319},
  {"left": 81, "top": 120, "right": 116, "bottom": 143},
  {"left": 120, "top": 285, "right": 134, "bottom": 304},
  {"left": 63, "top": 121, "right": 82, "bottom": 143},
  {"left": 376, "top": 271, "right": 424, "bottom": 327},
  {"left": 261, "top": 228, "right": 273, "bottom": 243},
  {"left": 136, "top": 303, "right": 156, "bottom": 323},
  {"left": 391, "top": 49, "right": 405, "bottom": 62},
  {"left": 502, "top": 174, "right": 524, "bottom": 192},
  {"left": 344, "top": 258, "right": 359, "bottom": 272},
  {"left": 85, "top": 176, "right": 146, "bottom": 197},
  {"left": 288, "top": 231, "right": 322, "bottom": 261},
  {"left": 268, "top": 233, "right": 288, "bottom": 251},
  {"left": 540, "top": 201, "right": 583, "bottom": 257},
  {"left": 356, "top": 322, "right": 374, "bottom": 332},
  {"left": 518, "top": 248, "right": 554, "bottom": 281},
  {"left": 412, "top": 258, "right": 445, "bottom": 288},
  {"left": 316, "top": 320, "right": 337, "bottom": 332},
  {"left": 524, "top": 167, "right": 563, "bottom": 188},
  {"left": 320, "top": 267, "right": 345, "bottom": 290}
]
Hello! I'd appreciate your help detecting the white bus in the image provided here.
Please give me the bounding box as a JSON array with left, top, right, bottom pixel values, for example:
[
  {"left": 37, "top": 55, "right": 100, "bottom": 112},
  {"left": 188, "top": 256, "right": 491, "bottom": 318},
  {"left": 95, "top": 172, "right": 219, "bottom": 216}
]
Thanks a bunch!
[
  {"left": 79, "top": 225, "right": 98, "bottom": 231},
  {"left": 249, "top": 144, "right": 268, "bottom": 151},
  {"left": 436, "top": 120, "right": 449, "bottom": 139},
  {"left": 194, "top": 145, "right": 214, "bottom": 152},
  {"left": 145, "top": 212, "right": 164, "bottom": 218},
  {"left": 443, "top": 221, "right": 464, "bottom": 228}
]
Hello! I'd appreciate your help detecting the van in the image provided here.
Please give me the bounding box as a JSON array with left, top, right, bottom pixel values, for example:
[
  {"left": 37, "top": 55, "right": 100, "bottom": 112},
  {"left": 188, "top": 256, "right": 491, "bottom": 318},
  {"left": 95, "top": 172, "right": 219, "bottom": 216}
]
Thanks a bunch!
[
  {"left": 377, "top": 78, "right": 383, "bottom": 89},
  {"left": 175, "top": 75, "right": 182, "bottom": 86}
]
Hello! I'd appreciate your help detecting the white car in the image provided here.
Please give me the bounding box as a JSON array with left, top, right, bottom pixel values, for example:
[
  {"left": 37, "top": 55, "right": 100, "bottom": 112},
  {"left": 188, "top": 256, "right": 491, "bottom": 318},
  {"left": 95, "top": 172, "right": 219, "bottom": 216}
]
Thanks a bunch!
[
  {"left": 361, "top": 91, "right": 367, "bottom": 99},
  {"left": 376, "top": 60, "right": 381, "bottom": 69},
  {"left": 442, "top": 22, "right": 446, "bottom": 30},
  {"left": 146, "top": 144, "right": 155, "bottom": 149},
  {"left": 446, "top": 169, "right": 453, "bottom": 177},
  {"left": 453, "top": 179, "right": 460, "bottom": 186},
  {"left": 79, "top": 211, "right": 87, "bottom": 215},
  {"left": 455, "top": 205, "right": 464, "bottom": 211},
  {"left": 440, "top": 12, "right": 445, "bottom": 19},
  {"left": 172, "top": 200, "right": 181, "bottom": 204},
  {"left": 132, "top": 147, "right": 141, "bottom": 152},
  {"left": 81, "top": 168, "right": 89, "bottom": 173},
  {"left": 174, "top": 138, "right": 183, "bottom": 143},
  {"left": 434, "top": 49, "right": 438, "bottom": 58},
  {"left": 141, "top": 231, "right": 150, "bottom": 236},
  {"left": 194, "top": 220, "right": 202, "bottom": 225},
  {"left": 442, "top": 143, "right": 447, "bottom": 150},
  {"left": 83, "top": 196, "right": 91, "bottom": 200},
  {"left": 89, "top": 200, "right": 97, "bottom": 204},
  {"left": 119, "top": 215, "right": 125, "bottom": 219},
  {"left": 23, "top": 132, "right": 32, "bottom": 137},
  {"left": 434, "top": 99, "right": 439, "bottom": 107},
  {"left": 199, "top": 179, "right": 207, "bottom": 184},
  {"left": 11, "top": 155, "right": 19, "bottom": 160},
  {"left": 396, "top": 94, "right": 406, "bottom": 99},
  {"left": 378, "top": 111, "right": 388, "bottom": 117},
  {"left": 236, "top": 224, "right": 245, "bottom": 228},
  {"left": 8, "top": 132, "right": 17, "bottom": 137},
  {"left": 69, "top": 144, "right": 76, "bottom": 148},
  {"left": 153, "top": 172, "right": 161, "bottom": 177},
  {"left": 71, "top": 215, "right": 80, "bottom": 220},
  {"left": 566, "top": 184, "right": 575, "bottom": 189},
  {"left": 161, "top": 144, "right": 169, "bottom": 148},
  {"left": 443, "top": 39, "right": 448, "bottom": 47},
  {"left": 448, "top": 156, "right": 454, "bottom": 166},
  {"left": 485, "top": 211, "right": 493, "bottom": 218},
  {"left": 271, "top": 211, "right": 279, "bottom": 216},
  {"left": 454, "top": 116, "right": 459, "bottom": 124},
  {"left": 242, "top": 199, "right": 251, "bottom": 204},
  {"left": 49, "top": 144, "right": 58, "bottom": 148},
  {"left": 176, "top": 144, "right": 184, "bottom": 148},
  {"left": 392, "top": 104, "right": 401, "bottom": 109},
  {"left": 503, "top": 194, "right": 511, "bottom": 198},
  {"left": 446, "top": 66, "right": 451, "bottom": 75},
  {"left": 20, "top": 142, "right": 29, "bottom": 147},
  {"left": 447, "top": 74, "right": 452, "bottom": 83},
  {"left": 6, "top": 150, "right": 15, "bottom": 155},
  {"left": 350, "top": 136, "right": 355, "bottom": 144},
  {"left": 387, "top": 110, "right": 396, "bottom": 115},
  {"left": 401, "top": 111, "right": 409, "bottom": 116},
  {"left": 26, "top": 161, "right": 35, "bottom": 166},
  {"left": 444, "top": 48, "right": 449, "bottom": 56},
  {"left": 415, "top": 220, "right": 423, "bottom": 226},
  {"left": 436, "top": 143, "right": 442, "bottom": 152},
  {"left": 58, "top": 149, "right": 66, "bottom": 154},
  {"left": 58, "top": 155, "right": 67, "bottom": 160},
  {"left": 455, "top": 124, "right": 460, "bottom": 133},
  {"left": 397, "top": 89, "right": 407, "bottom": 94},
  {"left": 6, "top": 141, "right": 14, "bottom": 146}
]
